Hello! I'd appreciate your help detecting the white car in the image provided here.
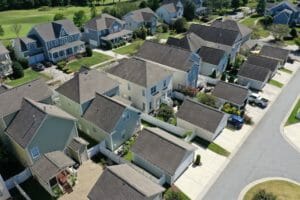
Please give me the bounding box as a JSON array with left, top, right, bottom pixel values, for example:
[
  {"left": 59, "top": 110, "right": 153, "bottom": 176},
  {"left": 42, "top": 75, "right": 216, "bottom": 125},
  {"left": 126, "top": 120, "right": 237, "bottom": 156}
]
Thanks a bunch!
[{"left": 248, "top": 93, "right": 268, "bottom": 108}]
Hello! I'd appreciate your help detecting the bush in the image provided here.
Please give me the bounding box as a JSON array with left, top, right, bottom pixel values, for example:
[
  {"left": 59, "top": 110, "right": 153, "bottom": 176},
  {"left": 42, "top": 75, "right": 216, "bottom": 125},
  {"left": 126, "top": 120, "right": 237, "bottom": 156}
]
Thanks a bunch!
[
  {"left": 290, "top": 28, "right": 298, "bottom": 38},
  {"left": 136, "top": 27, "right": 147, "bottom": 40},
  {"left": 86, "top": 47, "right": 93, "bottom": 57},
  {"left": 222, "top": 103, "right": 241, "bottom": 116},
  {"left": 162, "top": 24, "right": 169, "bottom": 33},
  {"left": 253, "top": 189, "right": 277, "bottom": 200},
  {"left": 228, "top": 76, "right": 235, "bottom": 83},
  {"left": 106, "top": 41, "right": 113, "bottom": 50},
  {"left": 262, "top": 15, "right": 273, "bottom": 26},
  {"left": 164, "top": 188, "right": 190, "bottom": 200},
  {"left": 53, "top": 13, "right": 66, "bottom": 21},
  {"left": 57, "top": 61, "right": 67, "bottom": 70},
  {"left": 157, "top": 104, "right": 175, "bottom": 122},
  {"left": 178, "top": 86, "right": 198, "bottom": 97},
  {"left": 174, "top": 18, "right": 187, "bottom": 33},
  {"left": 244, "top": 114, "right": 253, "bottom": 125},
  {"left": 197, "top": 93, "right": 217, "bottom": 108},
  {"left": 12, "top": 62, "right": 24, "bottom": 79},
  {"left": 210, "top": 70, "right": 217, "bottom": 78},
  {"left": 194, "top": 154, "right": 201, "bottom": 165},
  {"left": 221, "top": 73, "right": 227, "bottom": 81},
  {"left": 139, "top": 1, "right": 147, "bottom": 8},
  {"left": 17, "top": 58, "right": 29, "bottom": 69}
]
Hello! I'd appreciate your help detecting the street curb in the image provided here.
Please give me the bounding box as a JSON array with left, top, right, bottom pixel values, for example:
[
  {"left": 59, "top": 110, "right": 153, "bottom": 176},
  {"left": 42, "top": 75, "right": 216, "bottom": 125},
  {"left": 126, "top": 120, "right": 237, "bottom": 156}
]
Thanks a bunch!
[{"left": 237, "top": 177, "right": 300, "bottom": 200}]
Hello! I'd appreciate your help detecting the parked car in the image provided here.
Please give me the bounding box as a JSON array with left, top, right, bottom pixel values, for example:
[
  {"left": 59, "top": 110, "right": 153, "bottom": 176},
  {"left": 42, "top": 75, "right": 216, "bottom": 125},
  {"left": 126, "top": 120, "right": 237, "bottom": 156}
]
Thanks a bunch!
[
  {"left": 248, "top": 93, "right": 268, "bottom": 108},
  {"left": 228, "top": 115, "right": 244, "bottom": 130},
  {"left": 42, "top": 61, "right": 52, "bottom": 68},
  {"left": 32, "top": 63, "right": 45, "bottom": 71}
]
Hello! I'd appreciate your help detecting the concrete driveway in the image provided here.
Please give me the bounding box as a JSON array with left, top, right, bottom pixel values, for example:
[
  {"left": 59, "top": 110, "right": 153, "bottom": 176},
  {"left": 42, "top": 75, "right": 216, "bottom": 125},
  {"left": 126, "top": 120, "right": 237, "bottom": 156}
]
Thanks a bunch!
[{"left": 284, "top": 123, "right": 300, "bottom": 153}]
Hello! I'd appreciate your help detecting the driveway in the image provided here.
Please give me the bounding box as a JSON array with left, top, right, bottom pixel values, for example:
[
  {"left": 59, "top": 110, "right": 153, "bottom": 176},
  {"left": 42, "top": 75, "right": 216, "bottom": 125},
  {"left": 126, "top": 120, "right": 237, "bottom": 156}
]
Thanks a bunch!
[
  {"left": 59, "top": 160, "right": 103, "bottom": 200},
  {"left": 202, "top": 66, "right": 300, "bottom": 200}
]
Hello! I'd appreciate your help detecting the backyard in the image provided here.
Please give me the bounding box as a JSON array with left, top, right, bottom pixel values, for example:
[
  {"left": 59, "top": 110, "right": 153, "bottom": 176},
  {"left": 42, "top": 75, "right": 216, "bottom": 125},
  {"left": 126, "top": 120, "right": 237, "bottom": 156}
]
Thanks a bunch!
[
  {"left": 4, "top": 68, "right": 51, "bottom": 87},
  {"left": 112, "top": 40, "right": 144, "bottom": 55},
  {"left": 240, "top": 15, "right": 270, "bottom": 38},
  {"left": 66, "top": 52, "right": 113, "bottom": 72},
  {"left": 243, "top": 180, "right": 300, "bottom": 200},
  {"left": 286, "top": 99, "right": 300, "bottom": 125}
]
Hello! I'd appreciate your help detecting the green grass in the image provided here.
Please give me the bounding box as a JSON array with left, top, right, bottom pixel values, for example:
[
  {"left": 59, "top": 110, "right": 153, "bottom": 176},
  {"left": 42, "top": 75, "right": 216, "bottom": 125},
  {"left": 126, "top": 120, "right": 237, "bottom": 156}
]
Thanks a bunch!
[
  {"left": 192, "top": 137, "right": 230, "bottom": 157},
  {"left": 240, "top": 15, "right": 270, "bottom": 38},
  {"left": 243, "top": 180, "right": 300, "bottom": 200},
  {"left": 164, "top": 186, "right": 191, "bottom": 200},
  {"left": 66, "top": 52, "right": 112, "bottom": 72},
  {"left": 286, "top": 99, "right": 300, "bottom": 126},
  {"left": 4, "top": 68, "right": 51, "bottom": 87},
  {"left": 113, "top": 40, "right": 144, "bottom": 55},
  {"left": 280, "top": 68, "right": 293, "bottom": 74},
  {"left": 123, "top": 151, "right": 133, "bottom": 161},
  {"left": 269, "top": 79, "right": 284, "bottom": 88}
]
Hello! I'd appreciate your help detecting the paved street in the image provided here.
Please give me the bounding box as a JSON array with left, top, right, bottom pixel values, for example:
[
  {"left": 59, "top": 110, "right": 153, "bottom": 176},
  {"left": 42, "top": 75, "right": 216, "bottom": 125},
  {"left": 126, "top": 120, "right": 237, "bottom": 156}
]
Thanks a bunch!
[{"left": 202, "top": 67, "right": 300, "bottom": 200}]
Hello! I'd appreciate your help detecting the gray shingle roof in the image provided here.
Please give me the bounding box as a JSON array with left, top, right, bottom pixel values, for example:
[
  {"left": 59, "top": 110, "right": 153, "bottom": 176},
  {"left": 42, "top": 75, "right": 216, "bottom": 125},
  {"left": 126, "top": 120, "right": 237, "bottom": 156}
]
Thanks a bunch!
[
  {"left": 136, "top": 41, "right": 194, "bottom": 72},
  {"left": 211, "top": 19, "right": 252, "bottom": 38},
  {"left": 85, "top": 14, "right": 125, "bottom": 30},
  {"left": 6, "top": 98, "right": 76, "bottom": 148},
  {"left": 32, "top": 19, "right": 80, "bottom": 42},
  {"left": 238, "top": 62, "right": 271, "bottom": 82},
  {"left": 259, "top": 45, "right": 290, "bottom": 63},
  {"left": 197, "top": 46, "right": 226, "bottom": 65},
  {"left": 0, "top": 41, "right": 8, "bottom": 55},
  {"left": 124, "top": 8, "right": 157, "bottom": 23},
  {"left": 56, "top": 69, "right": 119, "bottom": 104},
  {"left": 67, "top": 137, "right": 88, "bottom": 152},
  {"left": 247, "top": 54, "right": 279, "bottom": 73},
  {"left": 212, "top": 81, "right": 249, "bottom": 106},
  {"left": 83, "top": 93, "right": 126, "bottom": 133},
  {"left": 31, "top": 151, "right": 75, "bottom": 183},
  {"left": 166, "top": 32, "right": 203, "bottom": 52},
  {"left": 189, "top": 24, "right": 240, "bottom": 46},
  {"left": 177, "top": 99, "right": 226, "bottom": 133},
  {"left": 160, "top": 0, "right": 182, "bottom": 13},
  {"left": 0, "top": 79, "right": 53, "bottom": 117},
  {"left": 107, "top": 57, "right": 172, "bottom": 87},
  {"left": 131, "top": 127, "right": 195, "bottom": 175},
  {"left": 88, "top": 164, "right": 165, "bottom": 200}
]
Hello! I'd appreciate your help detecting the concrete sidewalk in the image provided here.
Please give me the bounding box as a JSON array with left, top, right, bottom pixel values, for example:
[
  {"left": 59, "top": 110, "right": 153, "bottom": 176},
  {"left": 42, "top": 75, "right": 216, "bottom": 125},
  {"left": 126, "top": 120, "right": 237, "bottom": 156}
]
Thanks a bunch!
[
  {"left": 93, "top": 49, "right": 128, "bottom": 59},
  {"left": 284, "top": 123, "right": 300, "bottom": 152}
]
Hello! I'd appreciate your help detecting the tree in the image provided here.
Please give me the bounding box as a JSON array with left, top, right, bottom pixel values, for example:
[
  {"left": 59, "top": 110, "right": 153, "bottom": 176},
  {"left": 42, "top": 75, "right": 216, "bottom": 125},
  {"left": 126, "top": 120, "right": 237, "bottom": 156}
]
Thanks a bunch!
[
  {"left": 256, "top": 0, "right": 266, "bottom": 16},
  {"left": 12, "top": 62, "right": 24, "bottom": 79},
  {"left": 173, "top": 18, "right": 187, "bottom": 33},
  {"left": 53, "top": 13, "right": 66, "bottom": 21},
  {"left": 253, "top": 190, "right": 277, "bottom": 200},
  {"left": 197, "top": 93, "right": 217, "bottom": 108},
  {"left": 147, "top": 0, "right": 159, "bottom": 10},
  {"left": 194, "top": 154, "right": 201, "bottom": 165},
  {"left": 11, "top": 24, "right": 22, "bottom": 38},
  {"left": 242, "top": 0, "right": 248, "bottom": 6},
  {"left": 73, "top": 10, "right": 86, "bottom": 27},
  {"left": 184, "top": 0, "right": 196, "bottom": 21},
  {"left": 228, "top": 76, "right": 235, "bottom": 83},
  {"left": 222, "top": 103, "right": 241, "bottom": 115},
  {"left": 139, "top": 1, "right": 147, "bottom": 8},
  {"left": 290, "top": 28, "right": 298, "bottom": 38},
  {"left": 0, "top": 25, "right": 4, "bottom": 36},
  {"left": 269, "top": 24, "right": 289, "bottom": 41},
  {"left": 86, "top": 46, "right": 93, "bottom": 57},
  {"left": 164, "top": 188, "right": 190, "bottom": 200},
  {"left": 231, "top": 0, "right": 240, "bottom": 11},
  {"left": 221, "top": 73, "right": 227, "bottom": 81},
  {"left": 157, "top": 104, "right": 174, "bottom": 122},
  {"left": 90, "top": 4, "right": 97, "bottom": 19}
]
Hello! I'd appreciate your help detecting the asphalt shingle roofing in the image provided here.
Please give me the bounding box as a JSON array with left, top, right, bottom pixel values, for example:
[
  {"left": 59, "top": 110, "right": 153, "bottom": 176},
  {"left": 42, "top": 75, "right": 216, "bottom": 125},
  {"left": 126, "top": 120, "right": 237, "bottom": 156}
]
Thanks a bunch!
[
  {"left": 107, "top": 57, "right": 172, "bottom": 87},
  {"left": 131, "top": 127, "right": 195, "bottom": 175},
  {"left": 83, "top": 93, "right": 126, "bottom": 133},
  {"left": 125, "top": 8, "right": 157, "bottom": 23},
  {"left": 246, "top": 54, "right": 279, "bottom": 73},
  {"left": 259, "top": 45, "right": 290, "bottom": 62},
  {"left": 85, "top": 14, "right": 125, "bottom": 30},
  {"left": 212, "top": 81, "right": 249, "bottom": 106},
  {"left": 136, "top": 41, "right": 194, "bottom": 72},
  {"left": 56, "top": 69, "right": 119, "bottom": 104},
  {"left": 238, "top": 62, "right": 271, "bottom": 82},
  {"left": 166, "top": 32, "right": 204, "bottom": 52},
  {"left": 197, "top": 46, "right": 226, "bottom": 65},
  {"left": 160, "top": 0, "right": 181, "bottom": 13},
  {"left": 88, "top": 164, "right": 165, "bottom": 200},
  {"left": 177, "top": 98, "right": 226, "bottom": 133},
  {"left": 211, "top": 19, "right": 252, "bottom": 38}
]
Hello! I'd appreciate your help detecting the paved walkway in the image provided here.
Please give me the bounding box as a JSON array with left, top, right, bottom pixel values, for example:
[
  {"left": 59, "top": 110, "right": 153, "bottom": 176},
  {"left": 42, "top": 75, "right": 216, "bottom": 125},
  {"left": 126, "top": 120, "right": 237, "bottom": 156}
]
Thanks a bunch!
[
  {"left": 202, "top": 65, "right": 300, "bottom": 200},
  {"left": 284, "top": 123, "right": 300, "bottom": 153},
  {"left": 93, "top": 49, "right": 128, "bottom": 59}
]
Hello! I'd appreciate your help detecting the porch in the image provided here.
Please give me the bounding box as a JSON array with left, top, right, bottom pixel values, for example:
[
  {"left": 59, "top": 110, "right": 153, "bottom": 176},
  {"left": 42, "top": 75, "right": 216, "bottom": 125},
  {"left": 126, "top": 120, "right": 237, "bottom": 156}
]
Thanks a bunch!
[
  {"left": 100, "top": 29, "right": 133, "bottom": 47},
  {"left": 49, "top": 41, "right": 85, "bottom": 63}
]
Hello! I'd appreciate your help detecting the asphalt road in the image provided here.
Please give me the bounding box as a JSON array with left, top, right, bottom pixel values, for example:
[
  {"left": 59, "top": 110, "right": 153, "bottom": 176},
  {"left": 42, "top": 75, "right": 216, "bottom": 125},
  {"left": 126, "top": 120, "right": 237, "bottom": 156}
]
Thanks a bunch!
[{"left": 202, "top": 67, "right": 300, "bottom": 200}]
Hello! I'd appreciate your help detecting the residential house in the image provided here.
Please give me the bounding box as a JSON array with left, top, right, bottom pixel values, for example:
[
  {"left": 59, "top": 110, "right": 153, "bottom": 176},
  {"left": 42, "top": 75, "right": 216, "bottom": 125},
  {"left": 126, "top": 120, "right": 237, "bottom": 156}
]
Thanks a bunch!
[
  {"left": 177, "top": 98, "right": 228, "bottom": 142},
  {"left": 30, "top": 151, "right": 76, "bottom": 197},
  {"left": 136, "top": 41, "right": 200, "bottom": 89},
  {"left": 65, "top": 137, "right": 89, "bottom": 164},
  {"left": 156, "top": 0, "right": 184, "bottom": 25},
  {"left": 259, "top": 45, "right": 290, "bottom": 66},
  {"left": 13, "top": 19, "right": 85, "bottom": 65},
  {"left": 246, "top": 54, "right": 280, "bottom": 77},
  {"left": 237, "top": 62, "right": 271, "bottom": 91},
  {"left": 5, "top": 98, "right": 78, "bottom": 167},
  {"left": 55, "top": 68, "right": 119, "bottom": 118},
  {"left": 166, "top": 32, "right": 204, "bottom": 52},
  {"left": 211, "top": 19, "right": 252, "bottom": 44},
  {"left": 131, "top": 127, "right": 196, "bottom": 185},
  {"left": 106, "top": 57, "right": 173, "bottom": 113},
  {"left": 81, "top": 93, "right": 140, "bottom": 151},
  {"left": 212, "top": 81, "right": 249, "bottom": 109},
  {"left": 197, "top": 46, "right": 227, "bottom": 77},
  {"left": 83, "top": 14, "right": 133, "bottom": 48},
  {"left": 0, "top": 79, "right": 53, "bottom": 132},
  {"left": 265, "top": 1, "right": 300, "bottom": 25},
  {"left": 193, "top": 0, "right": 207, "bottom": 15},
  {"left": 0, "top": 174, "right": 10, "bottom": 200},
  {"left": 0, "top": 42, "right": 13, "bottom": 77},
  {"left": 88, "top": 164, "right": 165, "bottom": 200},
  {"left": 123, "top": 8, "right": 158, "bottom": 34}
]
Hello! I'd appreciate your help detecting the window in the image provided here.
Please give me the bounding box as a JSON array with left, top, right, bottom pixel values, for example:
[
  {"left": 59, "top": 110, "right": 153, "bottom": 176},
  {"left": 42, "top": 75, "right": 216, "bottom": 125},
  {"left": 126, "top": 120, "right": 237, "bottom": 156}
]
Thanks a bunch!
[
  {"left": 128, "top": 83, "right": 131, "bottom": 90},
  {"left": 150, "top": 86, "right": 157, "bottom": 95},
  {"left": 30, "top": 147, "right": 40, "bottom": 159},
  {"left": 142, "top": 89, "right": 145, "bottom": 96},
  {"left": 163, "top": 80, "right": 167, "bottom": 88},
  {"left": 128, "top": 96, "right": 131, "bottom": 101},
  {"left": 142, "top": 103, "right": 146, "bottom": 111}
]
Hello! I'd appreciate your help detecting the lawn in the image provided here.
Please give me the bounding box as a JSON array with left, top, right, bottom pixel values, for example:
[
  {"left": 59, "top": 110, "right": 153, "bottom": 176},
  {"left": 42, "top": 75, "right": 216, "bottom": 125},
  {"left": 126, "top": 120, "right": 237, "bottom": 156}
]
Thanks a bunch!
[
  {"left": 113, "top": 40, "right": 144, "bottom": 55},
  {"left": 269, "top": 79, "right": 284, "bottom": 88},
  {"left": 286, "top": 99, "right": 300, "bottom": 126},
  {"left": 66, "top": 52, "right": 112, "bottom": 72},
  {"left": 243, "top": 180, "right": 300, "bottom": 200},
  {"left": 4, "top": 68, "right": 51, "bottom": 87},
  {"left": 280, "top": 68, "right": 293, "bottom": 74},
  {"left": 192, "top": 137, "right": 230, "bottom": 157},
  {"left": 240, "top": 15, "right": 270, "bottom": 38},
  {"left": 123, "top": 151, "right": 133, "bottom": 161}
]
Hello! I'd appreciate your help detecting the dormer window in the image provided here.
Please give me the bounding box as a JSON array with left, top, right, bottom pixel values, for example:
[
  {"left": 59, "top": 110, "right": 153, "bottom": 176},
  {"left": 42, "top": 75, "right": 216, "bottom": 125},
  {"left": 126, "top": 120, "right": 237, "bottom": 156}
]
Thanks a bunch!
[{"left": 60, "top": 28, "right": 67, "bottom": 37}]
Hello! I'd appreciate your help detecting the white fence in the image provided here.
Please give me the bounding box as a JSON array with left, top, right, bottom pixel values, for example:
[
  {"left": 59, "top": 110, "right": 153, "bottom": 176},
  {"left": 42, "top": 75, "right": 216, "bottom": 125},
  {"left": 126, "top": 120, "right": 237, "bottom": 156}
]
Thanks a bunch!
[
  {"left": 5, "top": 168, "right": 32, "bottom": 190},
  {"left": 141, "top": 114, "right": 186, "bottom": 137},
  {"left": 87, "top": 143, "right": 101, "bottom": 158}
]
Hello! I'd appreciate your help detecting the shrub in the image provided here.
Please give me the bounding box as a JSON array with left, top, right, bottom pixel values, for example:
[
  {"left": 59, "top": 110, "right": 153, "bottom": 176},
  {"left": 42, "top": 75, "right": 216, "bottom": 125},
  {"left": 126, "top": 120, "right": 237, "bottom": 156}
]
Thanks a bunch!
[
  {"left": 228, "top": 76, "right": 235, "bottom": 83},
  {"left": 86, "top": 46, "right": 93, "bottom": 57},
  {"left": 17, "top": 58, "right": 29, "bottom": 69},
  {"left": 12, "top": 62, "right": 24, "bottom": 79},
  {"left": 57, "top": 61, "right": 67, "bottom": 70},
  {"left": 244, "top": 114, "right": 253, "bottom": 125},
  {"left": 106, "top": 41, "right": 113, "bottom": 50},
  {"left": 194, "top": 154, "right": 201, "bottom": 165},
  {"left": 157, "top": 104, "right": 175, "bottom": 122},
  {"left": 210, "top": 70, "right": 217, "bottom": 78},
  {"left": 262, "top": 15, "right": 273, "bottom": 26},
  {"left": 197, "top": 93, "right": 217, "bottom": 108},
  {"left": 164, "top": 188, "right": 190, "bottom": 200},
  {"left": 174, "top": 18, "right": 187, "bottom": 33},
  {"left": 178, "top": 86, "right": 198, "bottom": 97},
  {"left": 290, "top": 28, "right": 298, "bottom": 38},
  {"left": 222, "top": 103, "right": 241, "bottom": 116},
  {"left": 221, "top": 73, "right": 227, "bottom": 81},
  {"left": 53, "top": 13, "right": 66, "bottom": 21},
  {"left": 162, "top": 24, "right": 169, "bottom": 33},
  {"left": 139, "top": 1, "right": 147, "bottom": 8},
  {"left": 253, "top": 189, "right": 277, "bottom": 200}
]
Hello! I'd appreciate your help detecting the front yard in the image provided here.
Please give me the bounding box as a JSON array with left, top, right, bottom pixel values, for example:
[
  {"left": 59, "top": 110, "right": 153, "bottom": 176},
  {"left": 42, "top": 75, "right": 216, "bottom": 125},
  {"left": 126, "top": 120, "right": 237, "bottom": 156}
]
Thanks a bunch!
[
  {"left": 112, "top": 40, "right": 144, "bottom": 55},
  {"left": 66, "top": 52, "right": 113, "bottom": 72},
  {"left": 4, "top": 68, "right": 51, "bottom": 87}
]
